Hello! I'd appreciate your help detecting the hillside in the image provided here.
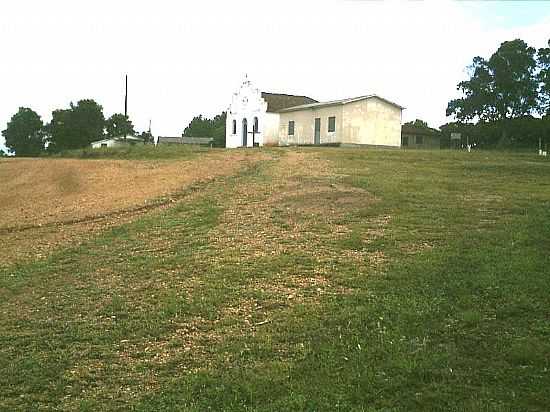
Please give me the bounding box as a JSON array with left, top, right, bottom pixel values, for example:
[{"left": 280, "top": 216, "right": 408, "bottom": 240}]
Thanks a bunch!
[{"left": 1, "top": 148, "right": 549, "bottom": 410}]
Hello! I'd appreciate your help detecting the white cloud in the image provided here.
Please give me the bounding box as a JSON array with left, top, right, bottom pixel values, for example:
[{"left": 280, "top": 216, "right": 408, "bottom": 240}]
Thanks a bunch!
[{"left": 1, "top": 0, "right": 549, "bottom": 152}]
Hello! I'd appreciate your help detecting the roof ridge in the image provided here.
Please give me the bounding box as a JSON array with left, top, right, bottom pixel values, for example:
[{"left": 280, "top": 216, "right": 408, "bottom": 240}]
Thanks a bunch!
[
  {"left": 261, "top": 91, "right": 317, "bottom": 99},
  {"left": 277, "top": 94, "right": 404, "bottom": 112}
]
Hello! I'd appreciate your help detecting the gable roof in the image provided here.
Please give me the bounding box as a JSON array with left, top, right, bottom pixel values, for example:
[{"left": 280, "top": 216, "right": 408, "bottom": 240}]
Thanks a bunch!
[
  {"left": 261, "top": 92, "right": 318, "bottom": 112},
  {"left": 276, "top": 94, "right": 405, "bottom": 113},
  {"left": 401, "top": 124, "right": 440, "bottom": 136}
]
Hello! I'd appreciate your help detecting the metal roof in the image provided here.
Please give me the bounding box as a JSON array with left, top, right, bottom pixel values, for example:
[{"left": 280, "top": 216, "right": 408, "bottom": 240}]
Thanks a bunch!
[
  {"left": 91, "top": 136, "right": 143, "bottom": 144},
  {"left": 276, "top": 94, "right": 405, "bottom": 113},
  {"left": 261, "top": 92, "right": 318, "bottom": 112}
]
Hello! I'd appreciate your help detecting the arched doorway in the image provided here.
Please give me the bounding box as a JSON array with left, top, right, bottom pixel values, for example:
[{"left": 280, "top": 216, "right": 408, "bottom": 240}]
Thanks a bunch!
[
  {"left": 242, "top": 118, "right": 248, "bottom": 147},
  {"left": 253, "top": 117, "right": 259, "bottom": 146}
]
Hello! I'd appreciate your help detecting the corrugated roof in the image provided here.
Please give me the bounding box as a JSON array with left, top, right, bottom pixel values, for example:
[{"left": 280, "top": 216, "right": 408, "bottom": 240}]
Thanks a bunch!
[
  {"left": 276, "top": 94, "right": 405, "bottom": 113},
  {"left": 261, "top": 92, "right": 318, "bottom": 112}
]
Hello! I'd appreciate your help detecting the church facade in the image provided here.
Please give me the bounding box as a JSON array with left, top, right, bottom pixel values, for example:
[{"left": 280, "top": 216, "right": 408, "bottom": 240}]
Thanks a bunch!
[{"left": 225, "top": 79, "right": 404, "bottom": 148}]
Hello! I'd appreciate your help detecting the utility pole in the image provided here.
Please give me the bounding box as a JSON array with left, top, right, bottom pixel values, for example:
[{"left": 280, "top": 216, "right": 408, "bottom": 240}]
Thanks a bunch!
[{"left": 124, "top": 74, "right": 128, "bottom": 140}]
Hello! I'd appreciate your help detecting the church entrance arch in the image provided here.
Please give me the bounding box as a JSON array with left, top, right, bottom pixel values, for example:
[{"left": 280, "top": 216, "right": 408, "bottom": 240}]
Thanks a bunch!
[{"left": 242, "top": 118, "right": 248, "bottom": 147}]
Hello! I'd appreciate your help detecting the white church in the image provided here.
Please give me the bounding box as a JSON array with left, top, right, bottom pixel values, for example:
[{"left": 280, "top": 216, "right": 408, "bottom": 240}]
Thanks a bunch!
[{"left": 225, "top": 78, "right": 404, "bottom": 148}]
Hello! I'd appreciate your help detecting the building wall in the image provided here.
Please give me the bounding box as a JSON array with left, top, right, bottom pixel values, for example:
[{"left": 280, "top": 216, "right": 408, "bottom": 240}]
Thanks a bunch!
[
  {"left": 401, "top": 133, "right": 440, "bottom": 149},
  {"left": 278, "top": 105, "right": 343, "bottom": 145},
  {"left": 262, "top": 113, "right": 280, "bottom": 145},
  {"left": 342, "top": 97, "right": 402, "bottom": 146},
  {"left": 91, "top": 139, "right": 122, "bottom": 148}
]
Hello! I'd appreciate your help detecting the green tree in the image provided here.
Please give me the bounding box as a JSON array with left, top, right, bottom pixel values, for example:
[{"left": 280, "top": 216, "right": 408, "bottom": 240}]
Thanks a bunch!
[
  {"left": 105, "top": 113, "right": 135, "bottom": 138},
  {"left": 538, "top": 40, "right": 550, "bottom": 115},
  {"left": 1, "top": 107, "right": 44, "bottom": 156},
  {"left": 137, "top": 130, "right": 154, "bottom": 144},
  {"left": 211, "top": 112, "right": 226, "bottom": 147},
  {"left": 183, "top": 115, "right": 212, "bottom": 137},
  {"left": 47, "top": 99, "right": 105, "bottom": 152},
  {"left": 447, "top": 39, "right": 539, "bottom": 144},
  {"left": 404, "top": 119, "right": 429, "bottom": 129},
  {"left": 182, "top": 112, "right": 226, "bottom": 147}
]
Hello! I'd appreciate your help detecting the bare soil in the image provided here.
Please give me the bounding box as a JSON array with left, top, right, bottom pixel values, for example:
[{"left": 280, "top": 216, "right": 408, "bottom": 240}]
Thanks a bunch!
[{"left": 0, "top": 151, "right": 264, "bottom": 265}]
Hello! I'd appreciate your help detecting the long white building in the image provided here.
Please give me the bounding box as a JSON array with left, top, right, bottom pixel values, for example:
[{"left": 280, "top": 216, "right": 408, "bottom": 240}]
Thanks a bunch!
[{"left": 226, "top": 79, "right": 404, "bottom": 148}]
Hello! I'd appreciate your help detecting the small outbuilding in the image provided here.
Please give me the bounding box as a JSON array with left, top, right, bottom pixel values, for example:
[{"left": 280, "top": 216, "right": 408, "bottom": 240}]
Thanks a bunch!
[
  {"left": 91, "top": 136, "right": 143, "bottom": 148},
  {"left": 156, "top": 136, "right": 214, "bottom": 146},
  {"left": 401, "top": 124, "right": 441, "bottom": 149}
]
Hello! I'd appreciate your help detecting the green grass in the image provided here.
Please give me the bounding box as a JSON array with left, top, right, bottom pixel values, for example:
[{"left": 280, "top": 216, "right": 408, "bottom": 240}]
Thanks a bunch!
[
  {"left": 50, "top": 143, "right": 209, "bottom": 160},
  {"left": 1, "top": 148, "right": 549, "bottom": 410}
]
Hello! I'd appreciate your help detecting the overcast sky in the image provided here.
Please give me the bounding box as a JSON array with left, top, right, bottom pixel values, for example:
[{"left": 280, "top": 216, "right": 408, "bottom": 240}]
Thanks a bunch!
[{"left": 1, "top": 0, "right": 549, "bottom": 152}]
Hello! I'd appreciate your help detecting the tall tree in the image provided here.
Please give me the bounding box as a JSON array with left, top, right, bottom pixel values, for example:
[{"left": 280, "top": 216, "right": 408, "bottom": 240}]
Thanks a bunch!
[
  {"left": 47, "top": 99, "right": 105, "bottom": 152},
  {"left": 105, "top": 113, "right": 135, "bottom": 138},
  {"left": 404, "top": 119, "right": 429, "bottom": 129},
  {"left": 1, "top": 107, "right": 44, "bottom": 156},
  {"left": 182, "top": 112, "right": 226, "bottom": 147},
  {"left": 537, "top": 39, "right": 550, "bottom": 115},
  {"left": 447, "top": 39, "right": 539, "bottom": 144}
]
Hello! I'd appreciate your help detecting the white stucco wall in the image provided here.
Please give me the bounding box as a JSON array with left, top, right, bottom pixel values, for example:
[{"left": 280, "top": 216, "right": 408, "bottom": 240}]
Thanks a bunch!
[
  {"left": 226, "top": 80, "right": 270, "bottom": 148},
  {"left": 91, "top": 139, "right": 119, "bottom": 148},
  {"left": 279, "top": 105, "right": 343, "bottom": 146},
  {"left": 342, "top": 97, "right": 402, "bottom": 146}
]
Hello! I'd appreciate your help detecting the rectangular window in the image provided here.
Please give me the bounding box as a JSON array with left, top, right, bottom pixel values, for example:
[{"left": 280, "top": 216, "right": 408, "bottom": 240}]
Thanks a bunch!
[
  {"left": 328, "top": 116, "right": 336, "bottom": 133},
  {"left": 288, "top": 120, "right": 295, "bottom": 136},
  {"left": 416, "top": 135, "right": 423, "bottom": 145},
  {"left": 232, "top": 120, "right": 237, "bottom": 135},
  {"left": 402, "top": 136, "right": 409, "bottom": 146}
]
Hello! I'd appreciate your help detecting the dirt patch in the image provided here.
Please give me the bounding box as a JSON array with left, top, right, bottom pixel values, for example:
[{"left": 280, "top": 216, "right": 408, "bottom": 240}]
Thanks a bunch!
[
  {"left": 0, "top": 151, "right": 266, "bottom": 265},
  {"left": 0, "top": 151, "right": 258, "bottom": 230}
]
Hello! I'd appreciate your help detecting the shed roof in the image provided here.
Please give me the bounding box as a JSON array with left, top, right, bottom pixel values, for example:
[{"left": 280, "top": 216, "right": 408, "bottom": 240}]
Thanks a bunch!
[
  {"left": 276, "top": 94, "right": 405, "bottom": 113},
  {"left": 261, "top": 92, "right": 318, "bottom": 112}
]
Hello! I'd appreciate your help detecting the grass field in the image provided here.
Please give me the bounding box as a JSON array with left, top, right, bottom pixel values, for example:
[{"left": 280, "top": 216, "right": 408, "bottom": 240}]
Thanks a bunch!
[{"left": 1, "top": 148, "right": 549, "bottom": 410}]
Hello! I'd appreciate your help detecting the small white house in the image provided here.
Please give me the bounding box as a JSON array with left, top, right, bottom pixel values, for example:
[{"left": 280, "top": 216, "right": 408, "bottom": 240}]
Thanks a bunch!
[{"left": 90, "top": 136, "right": 143, "bottom": 148}]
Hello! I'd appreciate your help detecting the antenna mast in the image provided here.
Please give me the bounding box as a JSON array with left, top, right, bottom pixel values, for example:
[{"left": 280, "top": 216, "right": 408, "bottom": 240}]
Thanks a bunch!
[
  {"left": 124, "top": 74, "right": 128, "bottom": 140},
  {"left": 124, "top": 74, "right": 128, "bottom": 118}
]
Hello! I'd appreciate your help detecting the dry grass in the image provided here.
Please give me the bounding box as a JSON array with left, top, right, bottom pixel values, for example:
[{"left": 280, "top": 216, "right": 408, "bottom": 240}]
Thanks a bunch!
[{"left": 0, "top": 151, "right": 265, "bottom": 266}]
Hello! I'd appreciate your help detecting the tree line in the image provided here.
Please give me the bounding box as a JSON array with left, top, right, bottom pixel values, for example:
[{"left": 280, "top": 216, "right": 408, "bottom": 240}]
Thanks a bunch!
[
  {"left": 1, "top": 99, "right": 147, "bottom": 156},
  {"left": 2, "top": 100, "right": 226, "bottom": 156},
  {"left": 3, "top": 37, "right": 549, "bottom": 155},
  {"left": 443, "top": 38, "right": 550, "bottom": 148},
  {"left": 182, "top": 112, "right": 226, "bottom": 147}
]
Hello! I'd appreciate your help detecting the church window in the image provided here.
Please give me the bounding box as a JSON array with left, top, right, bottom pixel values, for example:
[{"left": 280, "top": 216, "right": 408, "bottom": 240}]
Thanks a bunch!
[
  {"left": 232, "top": 119, "right": 237, "bottom": 135},
  {"left": 288, "top": 121, "right": 295, "bottom": 136},
  {"left": 328, "top": 116, "right": 336, "bottom": 132},
  {"left": 253, "top": 117, "right": 259, "bottom": 133}
]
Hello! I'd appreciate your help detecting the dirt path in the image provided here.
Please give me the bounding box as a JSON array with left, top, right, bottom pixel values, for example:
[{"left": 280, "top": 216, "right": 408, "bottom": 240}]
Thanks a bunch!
[{"left": 205, "top": 148, "right": 387, "bottom": 316}]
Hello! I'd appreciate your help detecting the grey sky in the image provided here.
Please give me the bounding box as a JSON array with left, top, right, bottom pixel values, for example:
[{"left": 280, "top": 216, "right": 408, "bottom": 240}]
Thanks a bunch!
[{"left": 1, "top": 0, "right": 549, "bottom": 153}]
